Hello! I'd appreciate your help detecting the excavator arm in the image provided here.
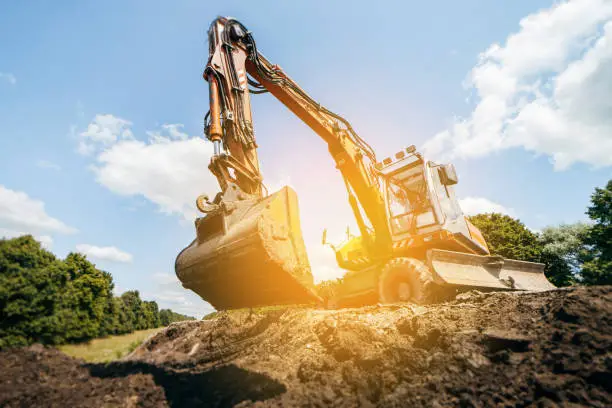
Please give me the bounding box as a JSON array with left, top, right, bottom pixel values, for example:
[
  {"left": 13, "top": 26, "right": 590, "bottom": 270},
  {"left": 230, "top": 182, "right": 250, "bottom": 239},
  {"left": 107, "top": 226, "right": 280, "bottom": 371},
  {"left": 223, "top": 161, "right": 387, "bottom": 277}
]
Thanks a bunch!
[{"left": 204, "top": 17, "right": 391, "bottom": 255}]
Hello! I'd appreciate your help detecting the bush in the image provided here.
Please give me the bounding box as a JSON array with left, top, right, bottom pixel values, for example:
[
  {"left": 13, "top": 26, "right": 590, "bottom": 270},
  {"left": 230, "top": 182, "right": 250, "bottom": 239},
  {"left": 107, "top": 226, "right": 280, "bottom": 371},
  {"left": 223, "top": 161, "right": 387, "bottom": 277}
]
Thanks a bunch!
[{"left": 0, "top": 235, "right": 195, "bottom": 349}]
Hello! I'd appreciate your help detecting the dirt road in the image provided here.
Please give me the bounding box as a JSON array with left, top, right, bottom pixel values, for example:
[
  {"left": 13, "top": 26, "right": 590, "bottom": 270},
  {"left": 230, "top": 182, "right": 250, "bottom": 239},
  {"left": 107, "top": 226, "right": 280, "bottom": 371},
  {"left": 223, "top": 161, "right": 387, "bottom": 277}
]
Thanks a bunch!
[{"left": 1, "top": 286, "right": 610, "bottom": 407}]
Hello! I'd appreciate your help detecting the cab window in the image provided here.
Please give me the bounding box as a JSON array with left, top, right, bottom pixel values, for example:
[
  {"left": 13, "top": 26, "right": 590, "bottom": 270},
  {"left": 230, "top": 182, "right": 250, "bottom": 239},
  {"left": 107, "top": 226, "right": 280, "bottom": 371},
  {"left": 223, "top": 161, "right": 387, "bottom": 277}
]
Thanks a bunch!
[
  {"left": 388, "top": 181, "right": 412, "bottom": 234},
  {"left": 388, "top": 182, "right": 411, "bottom": 217},
  {"left": 387, "top": 173, "right": 428, "bottom": 234}
]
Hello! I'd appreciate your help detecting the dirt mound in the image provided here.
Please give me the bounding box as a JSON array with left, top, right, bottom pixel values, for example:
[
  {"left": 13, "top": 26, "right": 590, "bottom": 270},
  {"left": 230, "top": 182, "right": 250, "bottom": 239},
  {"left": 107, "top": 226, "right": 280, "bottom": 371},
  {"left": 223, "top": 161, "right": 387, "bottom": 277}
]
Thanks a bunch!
[
  {"left": 0, "top": 344, "right": 166, "bottom": 407},
  {"left": 1, "top": 286, "right": 610, "bottom": 407}
]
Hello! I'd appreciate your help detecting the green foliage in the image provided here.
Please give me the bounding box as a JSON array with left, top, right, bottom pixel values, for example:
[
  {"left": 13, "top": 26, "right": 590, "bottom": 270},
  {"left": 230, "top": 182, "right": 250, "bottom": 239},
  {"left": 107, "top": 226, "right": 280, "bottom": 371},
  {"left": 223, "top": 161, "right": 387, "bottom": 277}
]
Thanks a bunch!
[
  {"left": 537, "top": 223, "right": 591, "bottom": 287},
  {"left": 57, "top": 253, "right": 115, "bottom": 342},
  {"left": 0, "top": 235, "right": 195, "bottom": 349},
  {"left": 468, "top": 214, "right": 541, "bottom": 262},
  {"left": 120, "top": 290, "right": 143, "bottom": 330},
  {"left": 202, "top": 311, "right": 219, "bottom": 320},
  {"left": 581, "top": 180, "right": 612, "bottom": 285},
  {"left": 143, "top": 300, "right": 161, "bottom": 329},
  {"left": 0, "top": 236, "right": 67, "bottom": 348},
  {"left": 468, "top": 214, "right": 579, "bottom": 286},
  {"left": 159, "top": 309, "right": 195, "bottom": 326}
]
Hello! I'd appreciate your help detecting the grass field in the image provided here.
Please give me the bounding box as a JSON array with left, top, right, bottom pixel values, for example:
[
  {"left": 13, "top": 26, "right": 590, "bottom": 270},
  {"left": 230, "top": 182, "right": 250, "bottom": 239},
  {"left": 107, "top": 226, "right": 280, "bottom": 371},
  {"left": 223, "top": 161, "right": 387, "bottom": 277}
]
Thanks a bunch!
[{"left": 58, "top": 328, "right": 162, "bottom": 363}]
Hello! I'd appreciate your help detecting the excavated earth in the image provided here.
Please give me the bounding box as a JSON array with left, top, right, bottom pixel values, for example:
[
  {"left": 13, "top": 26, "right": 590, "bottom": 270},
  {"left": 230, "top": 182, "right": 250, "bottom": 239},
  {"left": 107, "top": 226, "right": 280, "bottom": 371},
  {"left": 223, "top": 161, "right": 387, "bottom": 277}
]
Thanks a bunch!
[{"left": 1, "top": 286, "right": 610, "bottom": 407}]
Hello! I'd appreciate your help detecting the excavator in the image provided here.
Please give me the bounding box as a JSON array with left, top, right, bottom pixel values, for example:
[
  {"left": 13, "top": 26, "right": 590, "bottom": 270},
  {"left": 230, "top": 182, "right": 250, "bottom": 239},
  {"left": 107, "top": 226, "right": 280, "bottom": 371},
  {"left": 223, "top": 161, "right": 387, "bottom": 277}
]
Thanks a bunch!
[{"left": 175, "top": 17, "right": 555, "bottom": 310}]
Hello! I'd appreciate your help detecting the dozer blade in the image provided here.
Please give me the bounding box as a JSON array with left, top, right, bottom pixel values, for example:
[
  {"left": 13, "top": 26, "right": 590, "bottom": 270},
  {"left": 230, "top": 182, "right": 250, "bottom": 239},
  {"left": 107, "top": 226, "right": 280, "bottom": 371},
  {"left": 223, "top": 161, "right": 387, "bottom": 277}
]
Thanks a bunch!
[
  {"left": 175, "top": 186, "right": 321, "bottom": 310},
  {"left": 427, "top": 249, "right": 556, "bottom": 291}
]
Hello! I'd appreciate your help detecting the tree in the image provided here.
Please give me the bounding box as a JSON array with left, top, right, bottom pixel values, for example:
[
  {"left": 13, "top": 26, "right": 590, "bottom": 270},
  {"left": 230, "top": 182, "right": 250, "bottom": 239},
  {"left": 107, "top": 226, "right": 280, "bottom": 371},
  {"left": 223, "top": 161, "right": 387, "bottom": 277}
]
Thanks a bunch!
[
  {"left": 0, "top": 235, "right": 196, "bottom": 349},
  {"left": 537, "top": 223, "right": 591, "bottom": 287},
  {"left": 159, "top": 309, "right": 195, "bottom": 326},
  {"left": 120, "top": 291, "right": 142, "bottom": 331},
  {"left": 98, "top": 294, "right": 120, "bottom": 336},
  {"left": 581, "top": 180, "right": 612, "bottom": 285},
  {"left": 0, "top": 236, "right": 67, "bottom": 348},
  {"left": 159, "top": 309, "right": 172, "bottom": 326},
  {"left": 143, "top": 301, "right": 161, "bottom": 329},
  {"left": 98, "top": 272, "right": 121, "bottom": 337},
  {"left": 468, "top": 213, "right": 541, "bottom": 262},
  {"left": 56, "top": 253, "right": 114, "bottom": 342},
  {"left": 114, "top": 296, "right": 135, "bottom": 335}
]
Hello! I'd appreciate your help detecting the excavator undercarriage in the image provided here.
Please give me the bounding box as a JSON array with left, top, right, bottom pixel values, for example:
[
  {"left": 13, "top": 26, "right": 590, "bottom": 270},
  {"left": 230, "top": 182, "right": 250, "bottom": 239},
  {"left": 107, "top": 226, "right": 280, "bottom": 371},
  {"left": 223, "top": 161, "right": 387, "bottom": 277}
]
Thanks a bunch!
[{"left": 175, "top": 17, "right": 555, "bottom": 310}]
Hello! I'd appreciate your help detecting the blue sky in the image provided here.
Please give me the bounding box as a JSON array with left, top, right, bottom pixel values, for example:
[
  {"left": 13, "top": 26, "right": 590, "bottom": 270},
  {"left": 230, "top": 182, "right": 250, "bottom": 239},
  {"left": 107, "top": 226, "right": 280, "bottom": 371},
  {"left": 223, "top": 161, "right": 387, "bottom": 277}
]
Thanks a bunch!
[{"left": 1, "top": 0, "right": 611, "bottom": 317}]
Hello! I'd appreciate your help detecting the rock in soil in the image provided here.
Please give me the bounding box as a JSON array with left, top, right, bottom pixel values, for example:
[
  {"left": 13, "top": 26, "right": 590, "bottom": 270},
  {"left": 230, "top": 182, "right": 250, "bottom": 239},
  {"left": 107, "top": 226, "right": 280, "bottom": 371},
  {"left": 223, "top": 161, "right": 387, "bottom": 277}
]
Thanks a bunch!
[{"left": 0, "top": 286, "right": 610, "bottom": 407}]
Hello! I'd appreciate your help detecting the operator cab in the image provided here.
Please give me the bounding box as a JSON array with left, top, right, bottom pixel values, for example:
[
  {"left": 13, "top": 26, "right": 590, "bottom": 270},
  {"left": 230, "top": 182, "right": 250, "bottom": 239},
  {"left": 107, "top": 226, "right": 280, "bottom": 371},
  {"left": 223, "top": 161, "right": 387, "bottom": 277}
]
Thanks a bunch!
[
  {"left": 386, "top": 158, "right": 432, "bottom": 235},
  {"left": 377, "top": 146, "right": 488, "bottom": 256}
]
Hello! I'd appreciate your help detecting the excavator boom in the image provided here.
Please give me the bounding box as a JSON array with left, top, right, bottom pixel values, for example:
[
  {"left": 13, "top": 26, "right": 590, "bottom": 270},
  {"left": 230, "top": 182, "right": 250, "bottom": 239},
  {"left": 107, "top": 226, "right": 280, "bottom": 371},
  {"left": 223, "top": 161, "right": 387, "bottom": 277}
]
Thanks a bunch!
[
  {"left": 176, "top": 17, "right": 392, "bottom": 309},
  {"left": 204, "top": 17, "right": 390, "bottom": 251}
]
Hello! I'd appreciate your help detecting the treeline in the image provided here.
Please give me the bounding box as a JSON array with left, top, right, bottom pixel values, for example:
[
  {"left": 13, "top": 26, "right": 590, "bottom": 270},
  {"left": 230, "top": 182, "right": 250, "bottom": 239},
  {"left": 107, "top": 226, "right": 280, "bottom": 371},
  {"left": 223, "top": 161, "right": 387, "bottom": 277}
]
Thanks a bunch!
[{"left": 0, "top": 236, "right": 194, "bottom": 349}]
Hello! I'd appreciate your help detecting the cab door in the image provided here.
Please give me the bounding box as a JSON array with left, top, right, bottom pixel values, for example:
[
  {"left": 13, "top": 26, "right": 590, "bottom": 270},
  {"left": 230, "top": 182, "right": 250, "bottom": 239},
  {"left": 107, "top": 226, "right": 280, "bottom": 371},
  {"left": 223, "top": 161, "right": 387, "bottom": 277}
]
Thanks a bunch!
[{"left": 384, "top": 163, "right": 438, "bottom": 241}]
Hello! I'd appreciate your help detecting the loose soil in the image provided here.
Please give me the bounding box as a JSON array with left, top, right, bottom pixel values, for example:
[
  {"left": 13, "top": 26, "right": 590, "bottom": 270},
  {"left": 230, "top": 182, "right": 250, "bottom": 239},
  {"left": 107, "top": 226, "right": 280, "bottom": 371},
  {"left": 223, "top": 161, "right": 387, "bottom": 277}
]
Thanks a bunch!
[{"left": 1, "top": 286, "right": 610, "bottom": 407}]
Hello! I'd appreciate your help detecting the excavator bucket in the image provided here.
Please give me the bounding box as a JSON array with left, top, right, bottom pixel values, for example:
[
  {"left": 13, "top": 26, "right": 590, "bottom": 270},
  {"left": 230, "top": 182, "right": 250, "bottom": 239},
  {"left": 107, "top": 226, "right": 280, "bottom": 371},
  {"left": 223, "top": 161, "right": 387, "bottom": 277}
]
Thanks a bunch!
[
  {"left": 427, "top": 249, "right": 556, "bottom": 291},
  {"left": 175, "top": 186, "right": 320, "bottom": 310}
]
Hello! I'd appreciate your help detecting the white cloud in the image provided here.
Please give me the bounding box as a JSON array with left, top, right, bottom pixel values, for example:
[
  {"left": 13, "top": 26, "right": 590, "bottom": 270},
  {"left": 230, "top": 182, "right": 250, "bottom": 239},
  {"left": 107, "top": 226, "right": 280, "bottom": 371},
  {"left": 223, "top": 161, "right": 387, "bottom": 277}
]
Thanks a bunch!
[
  {"left": 78, "top": 116, "right": 217, "bottom": 220},
  {"left": 152, "top": 272, "right": 178, "bottom": 286},
  {"left": 146, "top": 124, "right": 189, "bottom": 142},
  {"left": 0, "top": 72, "right": 16, "bottom": 85},
  {"left": 75, "top": 244, "right": 133, "bottom": 263},
  {"left": 93, "top": 137, "right": 214, "bottom": 219},
  {"left": 0, "top": 185, "right": 75, "bottom": 249},
  {"left": 458, "top": 196, "right": 514, "bottom": 216},
  {"left": 424, "top": 0, "right": 612, "bottom": 170},
  {"left": 36, "top": 160, "right": 61, "bottom": 171},
  {"left": 0, "top": 228, "right": 53, "bottom": 249},
  {"left": 144, "top": 272, "right": 212, "bottom": 318},
  {"left": 114, "top": 272, "right": 208, "bottom": 317},
  {"left": 0, "top": 185, "right": 77, "bottom": 235},
  {"left": 35, "top": 235, "right": 54, "bottom": 248},
  {"left": 309, "top": 243, "right": 345, "bottom": 283},
  {"left": 113, "top": 284, "right": 125, "bottom": 296},
  {"left": 78, "top": 114, "right": 134, "bottom": 155}
]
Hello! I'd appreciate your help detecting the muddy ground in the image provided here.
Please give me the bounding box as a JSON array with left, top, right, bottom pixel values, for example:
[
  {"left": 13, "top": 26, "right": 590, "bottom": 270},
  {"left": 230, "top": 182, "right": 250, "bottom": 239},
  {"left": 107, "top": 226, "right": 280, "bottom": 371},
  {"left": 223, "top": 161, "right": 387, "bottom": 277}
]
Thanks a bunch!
[{"left": 1, "top": 286, "right": 610, "bottom": 407}]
